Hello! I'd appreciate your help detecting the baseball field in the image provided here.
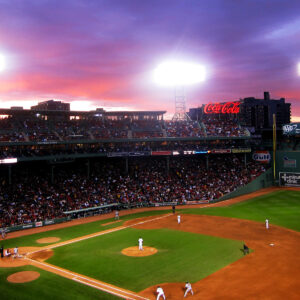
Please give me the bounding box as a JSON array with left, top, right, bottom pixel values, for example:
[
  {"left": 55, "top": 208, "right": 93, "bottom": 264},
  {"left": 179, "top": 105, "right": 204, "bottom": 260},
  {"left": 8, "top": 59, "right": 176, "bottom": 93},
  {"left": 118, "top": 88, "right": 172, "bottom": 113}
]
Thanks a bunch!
[{"left": 0, "top": 187, "right": 300, "bottom": 299}]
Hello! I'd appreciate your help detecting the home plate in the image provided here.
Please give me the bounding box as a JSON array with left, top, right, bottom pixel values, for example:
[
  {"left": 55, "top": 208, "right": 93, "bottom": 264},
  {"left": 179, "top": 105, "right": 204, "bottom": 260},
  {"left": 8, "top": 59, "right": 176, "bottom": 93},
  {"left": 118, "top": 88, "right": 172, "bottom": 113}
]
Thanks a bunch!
[{"left": 269, "top": 243, "right": 275, "bottom": 246}]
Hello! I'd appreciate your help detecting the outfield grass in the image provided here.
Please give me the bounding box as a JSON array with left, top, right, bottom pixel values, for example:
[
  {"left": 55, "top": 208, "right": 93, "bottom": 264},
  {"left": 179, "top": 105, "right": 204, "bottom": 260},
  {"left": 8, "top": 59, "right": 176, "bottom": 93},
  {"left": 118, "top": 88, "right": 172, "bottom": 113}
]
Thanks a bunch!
[
  {"left": 0, "top": 265, "right": 120, "bottom": 300},
  {"left": 180, "top": 190, "right": 300, "bottom": 231},
  {"left": 47, "top": 227, "right": 244, "bottom": 292}
]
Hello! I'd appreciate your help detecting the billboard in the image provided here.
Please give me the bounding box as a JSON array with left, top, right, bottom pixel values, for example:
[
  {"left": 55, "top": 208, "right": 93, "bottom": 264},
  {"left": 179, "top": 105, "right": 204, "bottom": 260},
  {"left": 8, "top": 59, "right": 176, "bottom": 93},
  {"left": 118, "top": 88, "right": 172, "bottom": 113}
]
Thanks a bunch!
[
  {"left": 283, "top": 156, "right": 297, "bottom": 168},
  {"left": 204, "top": 102, "right": 240, "bottom": 114},
  {"left": 282, "top": 123, "right": 300, "bottom": 135},
  {"left": 252, "top": 151, "right": 271, "bottom": 164},
  {"left": 279, "top": 172, "right": 300, "bottom": 187}
]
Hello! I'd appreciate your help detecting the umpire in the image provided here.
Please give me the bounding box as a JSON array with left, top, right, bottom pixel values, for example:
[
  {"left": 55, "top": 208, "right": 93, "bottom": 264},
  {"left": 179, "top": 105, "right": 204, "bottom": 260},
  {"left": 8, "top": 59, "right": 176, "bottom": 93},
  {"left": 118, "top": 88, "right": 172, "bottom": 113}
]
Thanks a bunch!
[{"left": 172, "top": 205, "right": 176, "bottom": 214}]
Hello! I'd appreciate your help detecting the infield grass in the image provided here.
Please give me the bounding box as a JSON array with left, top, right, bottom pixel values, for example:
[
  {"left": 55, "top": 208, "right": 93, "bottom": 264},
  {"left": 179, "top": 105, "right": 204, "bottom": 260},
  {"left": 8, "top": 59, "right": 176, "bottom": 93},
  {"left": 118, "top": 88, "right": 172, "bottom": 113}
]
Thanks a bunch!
[
  {"left": 2, "top": 210, "right": 168, "bottom": 249},
  {"left": 47, "top": 227, "right": 244, "bottom": 292}
]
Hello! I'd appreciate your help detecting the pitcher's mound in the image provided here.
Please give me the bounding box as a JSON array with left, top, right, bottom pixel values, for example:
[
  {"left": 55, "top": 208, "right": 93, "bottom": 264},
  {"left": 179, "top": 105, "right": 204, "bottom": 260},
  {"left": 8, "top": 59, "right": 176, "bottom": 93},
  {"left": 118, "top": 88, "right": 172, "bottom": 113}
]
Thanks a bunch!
[
  {"left": 7, "top": 271, "right": 40, "bottom": 283},
  {"left": 122, "top": 246, "right": 158, "bottom": 257},
  {"left": 36, "top": 237, "right": 60, "bottom": 244}
]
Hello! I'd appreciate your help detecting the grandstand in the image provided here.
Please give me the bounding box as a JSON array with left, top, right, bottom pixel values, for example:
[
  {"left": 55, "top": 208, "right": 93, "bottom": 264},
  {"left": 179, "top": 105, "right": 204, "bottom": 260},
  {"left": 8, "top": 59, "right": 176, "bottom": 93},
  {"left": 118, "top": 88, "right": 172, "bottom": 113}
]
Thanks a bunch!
[{"left": 0, "top": 98, "right": 287, "bottom": 231}]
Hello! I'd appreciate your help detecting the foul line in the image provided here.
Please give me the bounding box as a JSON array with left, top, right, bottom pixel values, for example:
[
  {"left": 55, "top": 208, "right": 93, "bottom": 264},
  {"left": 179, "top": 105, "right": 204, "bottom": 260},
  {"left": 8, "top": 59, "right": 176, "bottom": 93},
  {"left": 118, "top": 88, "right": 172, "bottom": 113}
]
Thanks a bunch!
[
  {"left": 24, "top": 256, "right": 148, "bottom": 300},
  {"left": 73, "top": 278, "right": 138, "bottom": 300}
]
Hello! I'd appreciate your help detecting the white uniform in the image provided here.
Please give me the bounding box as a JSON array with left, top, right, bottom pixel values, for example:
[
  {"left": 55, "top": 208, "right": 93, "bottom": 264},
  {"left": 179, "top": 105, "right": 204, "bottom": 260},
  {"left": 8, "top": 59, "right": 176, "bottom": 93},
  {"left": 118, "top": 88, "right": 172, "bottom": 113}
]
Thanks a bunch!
[
  {"left": 138, "top": 238, "right": 143, "bottom": 250},
  {"left": 265, "top": 219, "right": 269, "bottom": 229},
  {"left": 156, "top": 287, "right": 166, "bottom": 300},
  {"left": 177, "top": 215, "right": 181, "bottom": 224},
  {"left": 184, "top": 282, "right": 194, "bottom": 297},
  {"left": 13, "top": 247, "right": 19, "bottom": 258},
  {"left": 1, "top": 228, "right": 6, "bottom": 239}
]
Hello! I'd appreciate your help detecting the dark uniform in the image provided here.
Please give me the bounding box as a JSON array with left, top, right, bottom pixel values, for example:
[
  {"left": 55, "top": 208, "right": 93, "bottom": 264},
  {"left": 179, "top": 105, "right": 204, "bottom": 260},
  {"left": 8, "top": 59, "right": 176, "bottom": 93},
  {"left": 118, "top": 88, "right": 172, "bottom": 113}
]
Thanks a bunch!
[
  {"left": 172, "top": 205, "right": 176, "bottom": 214},
  {"left": 243, "top": 244, "right": 249, "bottom": 255}
]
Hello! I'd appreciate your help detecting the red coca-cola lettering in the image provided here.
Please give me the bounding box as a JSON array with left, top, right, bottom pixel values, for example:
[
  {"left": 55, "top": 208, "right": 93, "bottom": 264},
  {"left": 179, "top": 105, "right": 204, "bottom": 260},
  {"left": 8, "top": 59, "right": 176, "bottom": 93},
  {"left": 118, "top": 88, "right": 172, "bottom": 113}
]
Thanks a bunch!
[{"left": 204, "top": 102, "right": 240, "bottom": 114}]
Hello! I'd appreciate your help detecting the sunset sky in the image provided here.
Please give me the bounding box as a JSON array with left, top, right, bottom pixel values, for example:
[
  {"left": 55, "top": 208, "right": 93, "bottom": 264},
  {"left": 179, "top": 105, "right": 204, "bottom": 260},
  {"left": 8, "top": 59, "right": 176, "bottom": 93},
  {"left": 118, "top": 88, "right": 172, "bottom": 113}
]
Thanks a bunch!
[{"left": 0, "top": 0, "right": 299, "bottom": 120}]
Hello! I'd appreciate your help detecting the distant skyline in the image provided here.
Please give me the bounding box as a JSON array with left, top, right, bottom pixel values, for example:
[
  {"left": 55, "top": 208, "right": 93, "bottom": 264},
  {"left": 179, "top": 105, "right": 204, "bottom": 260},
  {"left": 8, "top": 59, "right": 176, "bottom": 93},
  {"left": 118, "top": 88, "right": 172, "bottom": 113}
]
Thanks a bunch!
[{"left": 0, "top": 0, "right": 299, "bottom": 120}]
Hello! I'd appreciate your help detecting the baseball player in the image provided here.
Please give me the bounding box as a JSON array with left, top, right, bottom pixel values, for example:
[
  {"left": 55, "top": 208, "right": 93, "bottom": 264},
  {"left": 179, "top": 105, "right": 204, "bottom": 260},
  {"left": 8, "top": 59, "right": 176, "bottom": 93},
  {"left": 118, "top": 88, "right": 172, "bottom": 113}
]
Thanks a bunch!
[
  {"left": 172, "top": 205, "right": 176, "bottom": 214},
  {"left": 177, "top": 215, "right": 181, "bottom": 224},
  {"left": 184, "top": 282, "right": 194, "bottom": 297},
  {"left": 138, "top": 237, "right": 143, "bottom": 251},
  {"left": 115, "top": 210, "right": 119, "bottom": 220},
  {"left": 13, "top": 246, "right": 19, "bottom": 259},
  {"left": 156, "top": 286, "right": 166, "bottom": 300},
  {"left": 265, "top": 219, "right": 269, "bottom": 229},
  {"left": 1, "top": 228, "right": 7, "bottom": 239},
  {"left": 4, "top": 248, "right": 11, "bottom": 257},
  {"left": 243, "top": 244, "right": 249, "bottom": 255}
]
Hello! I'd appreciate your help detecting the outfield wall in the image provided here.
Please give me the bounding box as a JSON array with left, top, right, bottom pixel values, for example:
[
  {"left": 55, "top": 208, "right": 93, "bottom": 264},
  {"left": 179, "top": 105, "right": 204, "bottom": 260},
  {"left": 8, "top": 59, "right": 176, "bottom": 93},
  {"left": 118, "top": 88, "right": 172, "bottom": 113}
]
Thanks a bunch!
[
  {"left": 275, "top": 150, "right": 300, "bottom": 174},
  {"left": 216, "top": 168, "right": 273, "bottom": 202}
]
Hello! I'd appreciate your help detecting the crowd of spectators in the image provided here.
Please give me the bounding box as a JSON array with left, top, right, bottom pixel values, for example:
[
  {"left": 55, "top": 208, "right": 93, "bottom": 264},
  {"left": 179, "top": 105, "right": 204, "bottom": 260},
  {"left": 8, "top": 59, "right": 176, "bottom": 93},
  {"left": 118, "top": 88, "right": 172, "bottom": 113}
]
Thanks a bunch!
[
  {"left": 164, "top": 121, "right": 205, "bottom": 137},
  {"left": 0, "top": 117, "right": 250, "bottom": 143},
  {"left": 0, "top": 139, "right": 250, "bottom": 159},
  {"left": 0, "top": 155, "right": 266, "bottom": 227},
  {"left": 203, "top": 116, "right": 248, "bottom": 137}
]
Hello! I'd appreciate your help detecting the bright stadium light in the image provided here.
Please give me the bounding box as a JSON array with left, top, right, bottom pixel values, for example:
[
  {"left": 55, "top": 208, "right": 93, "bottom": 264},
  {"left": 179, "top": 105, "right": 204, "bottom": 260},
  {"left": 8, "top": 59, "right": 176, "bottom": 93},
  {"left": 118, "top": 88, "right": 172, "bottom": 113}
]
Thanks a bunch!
[
  {"left": 0, "top": 54, "right": 6, "bottom": 72},
  {"left": 153, "top": 61, "right": 206, "bottom": 86},
  {"left": 298, "top": 62, "right": 300, "bottom": 76}
]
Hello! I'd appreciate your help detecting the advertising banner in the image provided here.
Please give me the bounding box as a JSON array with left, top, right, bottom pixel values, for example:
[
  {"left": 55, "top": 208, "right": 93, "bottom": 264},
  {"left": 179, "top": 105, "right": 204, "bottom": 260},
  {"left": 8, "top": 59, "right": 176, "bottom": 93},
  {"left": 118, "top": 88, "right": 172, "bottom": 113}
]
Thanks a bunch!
[
  {"left": 151, "top": 151, "right": 172, "bottom": 156},
  {"left": 186, "top": 200, "right": 210, "bottom": 204},
  {"left": 107, "top": 152, "right": 150, "bottom": 157},
  {"left": 279, "top": 172, "right": 300, "bottom": 187},
  {"left": 44, "top": 220, "right": 55, "bottom": 225},
  {"left": 283, "top": 157, "right": 297, "bottom": 168},
  {"left": 22, "top": 224, "right": 33, "bottom": 229},
  {"left": 211, "top": 149, "right": 231, "bottom": 154},
  {"left": 204, "top": 102, "right": 241, "bottom": 114},
  {"left": 232, "top": 148, "right": 251, "bottom": 153},
  {"left": 282, "top": 123, "right": 300, "bottom": 135},
  {"left": 252, "top": 151, "right": 271, "bottom": 163},
  {"left": 35, "top": 221, "right": 43, "bottom": 227}
]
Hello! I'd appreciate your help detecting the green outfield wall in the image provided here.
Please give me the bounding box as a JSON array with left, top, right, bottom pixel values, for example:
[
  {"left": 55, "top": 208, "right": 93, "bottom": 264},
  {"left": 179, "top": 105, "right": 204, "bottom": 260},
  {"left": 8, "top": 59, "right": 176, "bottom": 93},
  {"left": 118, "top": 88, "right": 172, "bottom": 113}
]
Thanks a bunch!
[
  {"left": 216, "top": 168, "right": 273, "bottom": 202},
  {"left": 275, "top": 150, "right": 300, "bottom": 174}
]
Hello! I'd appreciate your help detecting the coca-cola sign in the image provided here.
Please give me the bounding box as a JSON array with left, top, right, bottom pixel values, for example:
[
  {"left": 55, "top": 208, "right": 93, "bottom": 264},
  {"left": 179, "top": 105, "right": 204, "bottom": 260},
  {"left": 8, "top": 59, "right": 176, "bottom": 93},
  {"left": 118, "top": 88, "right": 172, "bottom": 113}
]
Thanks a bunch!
[{"left": 204, "top": 102, "right": 240, "bottom": 114}]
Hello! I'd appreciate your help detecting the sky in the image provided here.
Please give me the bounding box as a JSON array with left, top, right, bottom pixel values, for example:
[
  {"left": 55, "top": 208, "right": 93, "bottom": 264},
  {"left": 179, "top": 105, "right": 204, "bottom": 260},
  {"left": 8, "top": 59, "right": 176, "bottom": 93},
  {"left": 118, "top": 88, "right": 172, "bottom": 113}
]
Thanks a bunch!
[{"left": 0, "top": 0, "right": 299, "bottom": 120}]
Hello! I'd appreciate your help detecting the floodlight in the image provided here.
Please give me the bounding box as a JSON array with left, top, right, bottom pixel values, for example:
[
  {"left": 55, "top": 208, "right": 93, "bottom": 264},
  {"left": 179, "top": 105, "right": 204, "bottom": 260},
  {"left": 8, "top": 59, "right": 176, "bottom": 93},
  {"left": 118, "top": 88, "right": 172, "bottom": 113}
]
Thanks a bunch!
[
  {"left": 0, "top": 158, "right": 17, "bottom": 164},
  {"left": 298, "top": 62, "right": 300, "bottom": 76},
  {"left": 0, "top": 54, "right": 5, "bottom": 72},
  {"left": 153, "top": 61, "right": 206, "bottom": 86}
]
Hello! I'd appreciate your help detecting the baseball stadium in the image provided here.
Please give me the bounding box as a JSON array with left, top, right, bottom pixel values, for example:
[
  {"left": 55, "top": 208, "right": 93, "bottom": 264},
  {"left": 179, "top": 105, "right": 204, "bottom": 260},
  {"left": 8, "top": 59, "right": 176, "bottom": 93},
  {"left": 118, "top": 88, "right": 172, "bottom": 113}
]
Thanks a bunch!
[{"left": 0, "top": 96, "right": 300, "bottom": 300}]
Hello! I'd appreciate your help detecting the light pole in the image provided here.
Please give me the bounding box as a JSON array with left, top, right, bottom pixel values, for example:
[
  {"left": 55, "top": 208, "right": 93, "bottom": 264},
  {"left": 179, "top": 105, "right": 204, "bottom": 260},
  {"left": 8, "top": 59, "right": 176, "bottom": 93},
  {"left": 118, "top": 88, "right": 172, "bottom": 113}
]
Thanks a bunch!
[{"left": 153, "top": 60, "right": 206, "bottom": 121}]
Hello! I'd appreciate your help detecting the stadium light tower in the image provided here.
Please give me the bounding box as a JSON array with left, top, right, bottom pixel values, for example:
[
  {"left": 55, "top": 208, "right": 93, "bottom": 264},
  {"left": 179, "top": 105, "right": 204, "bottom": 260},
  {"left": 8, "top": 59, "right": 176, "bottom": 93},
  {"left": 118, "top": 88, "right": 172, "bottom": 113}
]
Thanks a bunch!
[{"left": 153, "top": 60, "right": 206, "bottom": 121}]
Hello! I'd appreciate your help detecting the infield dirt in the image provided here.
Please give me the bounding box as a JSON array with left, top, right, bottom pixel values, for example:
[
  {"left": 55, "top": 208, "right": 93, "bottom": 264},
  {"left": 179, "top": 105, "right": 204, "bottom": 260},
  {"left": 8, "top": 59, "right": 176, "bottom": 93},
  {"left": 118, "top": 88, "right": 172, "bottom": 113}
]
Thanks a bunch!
[
  {"left": 132, "top": 214, "right": 300, "bottom": 300},
  {"left": 7, "top": 271, "right": 40, "bottom": 283}
]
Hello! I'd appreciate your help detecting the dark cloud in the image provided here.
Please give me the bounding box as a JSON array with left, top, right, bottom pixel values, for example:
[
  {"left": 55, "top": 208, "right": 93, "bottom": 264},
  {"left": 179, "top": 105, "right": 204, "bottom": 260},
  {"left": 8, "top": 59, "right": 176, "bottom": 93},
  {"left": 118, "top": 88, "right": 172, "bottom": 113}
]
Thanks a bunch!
[{"left": 0, "top": 0, "right": 299, "bottom": 116}]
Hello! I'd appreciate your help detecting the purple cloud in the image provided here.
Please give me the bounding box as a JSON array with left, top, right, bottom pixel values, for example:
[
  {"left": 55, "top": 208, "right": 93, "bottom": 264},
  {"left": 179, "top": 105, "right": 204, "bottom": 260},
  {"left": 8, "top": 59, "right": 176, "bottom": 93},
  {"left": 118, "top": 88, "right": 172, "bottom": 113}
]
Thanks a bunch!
[{"left": 0, "top": 0, "right": 299, "bottom": 117}]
